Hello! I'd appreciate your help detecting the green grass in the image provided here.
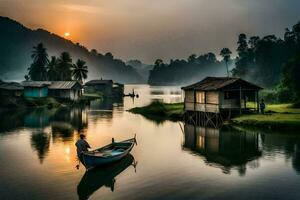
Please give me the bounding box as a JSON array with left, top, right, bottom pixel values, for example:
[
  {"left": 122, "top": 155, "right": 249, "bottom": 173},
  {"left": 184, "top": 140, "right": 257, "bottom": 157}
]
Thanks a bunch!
[
  {"left": 266, "top": 104, "right": 300, "bottom": 113},
  {"left": 129, "top": 102, "right": 184, "bottom": 122},
  {"left": 232, "top": 104, "right": 300, "bottom": 130}
]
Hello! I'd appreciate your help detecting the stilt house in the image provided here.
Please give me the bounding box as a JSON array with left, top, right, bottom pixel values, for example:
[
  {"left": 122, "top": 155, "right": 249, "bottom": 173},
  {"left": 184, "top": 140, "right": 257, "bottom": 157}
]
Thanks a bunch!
[{"left": 182, "top": 77, "right": 263, "bottom": 116}]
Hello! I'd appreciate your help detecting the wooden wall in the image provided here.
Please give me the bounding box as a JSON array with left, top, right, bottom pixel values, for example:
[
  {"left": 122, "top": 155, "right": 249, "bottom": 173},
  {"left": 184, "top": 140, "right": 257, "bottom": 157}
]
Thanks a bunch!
[{"left": 206, "top": 91, "right": 219, "bottom": 104}]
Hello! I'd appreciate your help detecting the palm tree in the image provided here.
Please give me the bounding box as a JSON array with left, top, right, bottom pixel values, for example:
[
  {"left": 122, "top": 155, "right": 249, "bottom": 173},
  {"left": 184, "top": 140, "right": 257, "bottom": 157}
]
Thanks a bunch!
[
  {"left": 57, "top": 52, "right": 73, "bottom": 80},
  {"left": 220, "top": 48, "right": 232, "bottom": 77},
  {"left": 47, "top": 56, "right": 59, "bottom": 81},
  {"left": 72, "top": 59, "right": 88, "bottom": 84},
  {"left": 28, "top": 43, "right": 49, "bottom": 80}
]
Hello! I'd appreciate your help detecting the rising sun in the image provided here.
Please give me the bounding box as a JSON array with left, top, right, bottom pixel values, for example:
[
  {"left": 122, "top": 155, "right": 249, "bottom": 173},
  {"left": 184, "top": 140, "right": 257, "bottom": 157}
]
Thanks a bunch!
[{"left": 64, "top": 32, "right": 70, "bottom": 37}]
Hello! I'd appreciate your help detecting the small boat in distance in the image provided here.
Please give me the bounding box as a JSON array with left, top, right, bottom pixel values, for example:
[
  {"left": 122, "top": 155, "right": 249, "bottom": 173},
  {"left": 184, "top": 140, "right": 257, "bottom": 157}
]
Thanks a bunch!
[{"left": 81, "top": 135, "right": 137, "bottom": 170}]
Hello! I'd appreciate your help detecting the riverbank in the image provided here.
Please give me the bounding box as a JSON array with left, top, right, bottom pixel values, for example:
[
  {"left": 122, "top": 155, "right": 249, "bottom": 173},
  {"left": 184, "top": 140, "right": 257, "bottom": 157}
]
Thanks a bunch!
[
  {"left": 128, "top": 101, "right": 184, "bottom": 122},
  {"left": 129, "top": 102, "right": 300, "bottom": 129},
  {"left": 231, "top": 104, "right": 300, "bottom": 130},
  {"left": 0, "top": 93, "right": 102, "bottom": 110}
]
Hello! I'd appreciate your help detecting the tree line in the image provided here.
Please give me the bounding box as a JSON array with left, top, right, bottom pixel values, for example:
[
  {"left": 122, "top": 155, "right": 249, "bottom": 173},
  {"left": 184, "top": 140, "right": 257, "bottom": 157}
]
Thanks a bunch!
[
  {"left": 148, "top": 51, "right": 233, "bottom": 86},
  {"left": 148, "top": 21, "right": 300, "bottom": 103},
  {"left": 233, "top": 22, "right": 300, "bottom": 103},
  {"left": 25, "top": 43, "right": 88, "bottom": 84}
]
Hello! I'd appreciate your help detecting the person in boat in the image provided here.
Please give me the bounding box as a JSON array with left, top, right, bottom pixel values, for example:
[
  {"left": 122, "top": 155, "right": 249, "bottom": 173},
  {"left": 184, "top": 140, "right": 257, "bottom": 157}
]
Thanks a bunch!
[
  {"left": 260, "top": 99, "right": 266, "bottom": 114},
  {"left": 76, "top": 134, "right": 91, "bottom": 159}
]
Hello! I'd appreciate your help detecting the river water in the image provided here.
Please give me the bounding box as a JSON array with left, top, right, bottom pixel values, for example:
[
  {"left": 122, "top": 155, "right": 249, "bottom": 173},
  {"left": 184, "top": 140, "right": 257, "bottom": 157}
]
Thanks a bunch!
[{"left": 0, "top": 85, "right": 299, "bottom": 200}]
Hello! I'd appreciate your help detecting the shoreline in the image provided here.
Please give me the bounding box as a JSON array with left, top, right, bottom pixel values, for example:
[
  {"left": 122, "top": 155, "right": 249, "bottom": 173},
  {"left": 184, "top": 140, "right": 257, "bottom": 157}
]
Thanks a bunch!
[{"left": 128, "top": 102, "right": 300, "bottom": 130}]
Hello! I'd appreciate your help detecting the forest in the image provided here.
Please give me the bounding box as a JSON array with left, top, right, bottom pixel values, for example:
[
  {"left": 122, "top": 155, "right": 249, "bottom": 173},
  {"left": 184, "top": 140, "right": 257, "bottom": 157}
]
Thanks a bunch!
[{"left": 148, "top": 21, "right": 300, "bottom": 104}]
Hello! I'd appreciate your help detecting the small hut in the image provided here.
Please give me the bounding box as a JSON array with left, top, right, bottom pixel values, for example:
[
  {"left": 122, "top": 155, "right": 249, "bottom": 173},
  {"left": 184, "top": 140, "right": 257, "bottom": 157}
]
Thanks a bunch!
[
  {"left": 85, "top": 79, "right": 124, "bottom": 97},
  {"left": 22, "top": 81, "right": 82, "bottom": 100},
  {"left": 48, "top": 81, "right": 82, "bottom": 100},
  {"left": 22, "top": 81, "right": 50, "bottom": 97},
  {"left": 0, "top": 82, "right": 23, "bottom": 97},
  {"left": 85, "top": 80, "right": 113, "bottom": 94},
  {"left": 182, "top": 77, "right": 262, "bottom": 124}
]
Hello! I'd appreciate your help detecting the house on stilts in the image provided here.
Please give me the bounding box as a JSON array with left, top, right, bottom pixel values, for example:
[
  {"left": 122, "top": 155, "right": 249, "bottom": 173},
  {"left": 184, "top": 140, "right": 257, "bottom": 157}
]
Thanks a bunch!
[{"left": 181, "top": 77, "right": 263, "bottom": 127}]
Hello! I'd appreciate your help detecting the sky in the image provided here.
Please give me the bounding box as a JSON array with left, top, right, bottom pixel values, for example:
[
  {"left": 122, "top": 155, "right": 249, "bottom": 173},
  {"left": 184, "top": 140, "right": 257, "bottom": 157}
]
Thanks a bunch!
[{"left": 1, "top": 0, "right": 300, "bottom": 63}]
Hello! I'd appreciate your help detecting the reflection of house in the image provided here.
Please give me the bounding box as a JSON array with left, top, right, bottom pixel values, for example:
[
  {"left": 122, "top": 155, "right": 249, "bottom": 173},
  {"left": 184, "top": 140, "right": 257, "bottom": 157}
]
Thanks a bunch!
[
  {"left": 0, "top": 82, "right": 23, "bottom": 97},
  {"left": 182, "top": 77, "right": 262, "bottom": 114},
  {"left": 48, "top": 81, "right": 82, "bottom": 100},
  {"left": 22, "top": 81, "right": 50, "bottom": 97},
  {"left": 22, "top": 81, "right": 82, "bottom": 100},
  {"left": 184, "top": 124, "right": 261, "bottom": 174},
  {"left": 85, "top": 79, "right": 124, "bottom": 97}
]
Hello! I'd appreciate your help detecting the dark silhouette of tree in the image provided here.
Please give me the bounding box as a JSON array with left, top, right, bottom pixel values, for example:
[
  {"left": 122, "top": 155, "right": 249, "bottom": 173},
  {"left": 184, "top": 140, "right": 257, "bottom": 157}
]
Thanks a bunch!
[
  {"left": 188, "top": 54, "right": 197, "bottom": 64},
  {"left": 47, "top": 56, "right": 59, "bottom": 81},
  {"left": 72, "top": 59, "right": 88, "bottom": 84},
  {"left": 105, "top": 52, "right": 114, "bottom": 60},
  {"left": 57, "top": 52, "right": 72, "bottom": 80},
  {"left": 27, "top": 43, "right": 48, "bottom": 80},
  {"left": 282, "top": 54, "right": 300, "bottom": 103},
  {"left": 220, "top": 48, "right": 232, "bottom": 77},
  {"left": 148, "top": 53, "right": 225, "bottom": 85},
  {"left": 24, "top": 75, "right": 29, "bottom": 81}
]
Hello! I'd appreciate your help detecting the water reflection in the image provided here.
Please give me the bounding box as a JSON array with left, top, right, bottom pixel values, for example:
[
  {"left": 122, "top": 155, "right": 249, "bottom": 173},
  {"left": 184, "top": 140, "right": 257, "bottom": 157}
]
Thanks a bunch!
[
  {"left": 260, "top": 133, "right": 300, "bottom": 175},
  {"left": 30, "top": 131, "right": 51, "bottom": 164},
  {"left": 1, "top": 85, "right": 300, "bottom": 199},
  {"left": 77, "top": 154, "right": 136, "bottom": 200},
  {"left": 183, "top": 124, "right": 262, "bottom": 175}
]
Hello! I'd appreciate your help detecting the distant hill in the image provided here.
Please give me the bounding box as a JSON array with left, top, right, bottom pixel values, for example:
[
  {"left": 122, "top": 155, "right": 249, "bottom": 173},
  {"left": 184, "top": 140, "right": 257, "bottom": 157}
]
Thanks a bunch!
[
  {"left": 126, "top": 60, "right": 153, "bottom": 82},
  {"left": 0, "top": 16, "right": 143, "bottom": 83}
]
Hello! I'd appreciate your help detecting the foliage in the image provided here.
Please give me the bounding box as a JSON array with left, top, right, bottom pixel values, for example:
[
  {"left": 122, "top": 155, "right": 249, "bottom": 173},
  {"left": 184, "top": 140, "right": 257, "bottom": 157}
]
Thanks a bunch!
[
  {"left": 233, "top": 22, "right": 300, "bottom": 88},
  {"left": 28, "top": 43, "right": 48, "bottom": 81},
  {"left": 220, "top": 48, "right": 232, "bottom": 77},
  {"left": 47, "top": 56, "right": 59, "bottom": 81},
  {"left": 148, "top": 53, "right": 231, "bottom": 85},
  {"left": 56, "top": 52, "right": 73, "bottom": 81},
  {"left": 282, "top": 53, "right": 300, "bottom": 103},
  {"left": 72, "top": 59, "right": 88, "bottom": 84}
]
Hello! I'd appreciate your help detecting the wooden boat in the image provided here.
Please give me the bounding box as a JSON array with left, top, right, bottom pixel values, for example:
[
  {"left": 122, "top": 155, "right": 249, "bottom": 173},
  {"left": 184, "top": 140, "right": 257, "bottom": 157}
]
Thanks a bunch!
[
  {"left": 81, "top": 135, "right": 137, "bottom": 170},
  {"left": 77, "top": 154, "right": 136, "bottom": 200}
]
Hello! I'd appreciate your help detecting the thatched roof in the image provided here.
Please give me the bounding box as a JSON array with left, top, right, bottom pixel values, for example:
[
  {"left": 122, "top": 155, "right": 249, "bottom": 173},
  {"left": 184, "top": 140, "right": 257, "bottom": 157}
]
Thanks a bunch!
[{"left": 182, "top": 77, "right": 263, "bottom": 91}]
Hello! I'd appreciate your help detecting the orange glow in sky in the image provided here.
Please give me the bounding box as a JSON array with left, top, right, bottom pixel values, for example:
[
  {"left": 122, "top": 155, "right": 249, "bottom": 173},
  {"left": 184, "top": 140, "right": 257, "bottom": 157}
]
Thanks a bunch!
[{"left": 64, "top": 32, "right": 70, "bottom": 37}]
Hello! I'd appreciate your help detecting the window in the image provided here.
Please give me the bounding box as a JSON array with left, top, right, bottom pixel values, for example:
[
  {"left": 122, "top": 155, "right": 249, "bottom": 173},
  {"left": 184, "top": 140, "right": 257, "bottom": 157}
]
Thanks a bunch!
[{"left": 196, "top": 91, "right": 205, "bottom": 103}]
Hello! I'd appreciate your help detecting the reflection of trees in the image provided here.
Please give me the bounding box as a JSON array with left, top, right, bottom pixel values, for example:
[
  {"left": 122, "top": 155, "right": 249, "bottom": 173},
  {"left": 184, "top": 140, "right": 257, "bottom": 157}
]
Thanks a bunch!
[
  {"left": 292, "top": 144, "right": 300, "bottom": 174},
  {"left": 30, "top": 132, "right": 50, "bottom": 164},
  {"left": 77, "top": 154, "right": 135, "bottom": 200},
  {"left": 88, "top": 99, "right": 124, "bottom": 125},
  {"left": 50, "top": 107, "right": 88, "bottom": 143},
  {"left": 183, "top": 124, "right": 262, "bottom": 175},
  {"left": 89, "top": 98, "right": 123, "bottom": 111},
  {"left": 261, "top": 134, "right": 300, "bottom": 175}
]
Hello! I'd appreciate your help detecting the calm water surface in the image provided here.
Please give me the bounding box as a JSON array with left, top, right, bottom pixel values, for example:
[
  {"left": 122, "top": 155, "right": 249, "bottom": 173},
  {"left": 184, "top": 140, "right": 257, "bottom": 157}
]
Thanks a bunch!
[{"left": 0, "top": 85, "right": 300, "bottom": 200}]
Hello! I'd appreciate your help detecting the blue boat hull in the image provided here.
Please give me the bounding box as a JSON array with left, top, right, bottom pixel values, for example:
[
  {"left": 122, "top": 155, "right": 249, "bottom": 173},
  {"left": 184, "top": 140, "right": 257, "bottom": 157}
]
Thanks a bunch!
[{"left": 81, "top": 137, "right": 136, "bottom": 170}]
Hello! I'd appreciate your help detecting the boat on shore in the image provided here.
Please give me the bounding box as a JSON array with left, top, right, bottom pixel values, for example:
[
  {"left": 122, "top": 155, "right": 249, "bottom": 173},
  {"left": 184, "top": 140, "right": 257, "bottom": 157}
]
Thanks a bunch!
[{"left": 81, "top": 135, "right": 137, "bottom": 170}]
